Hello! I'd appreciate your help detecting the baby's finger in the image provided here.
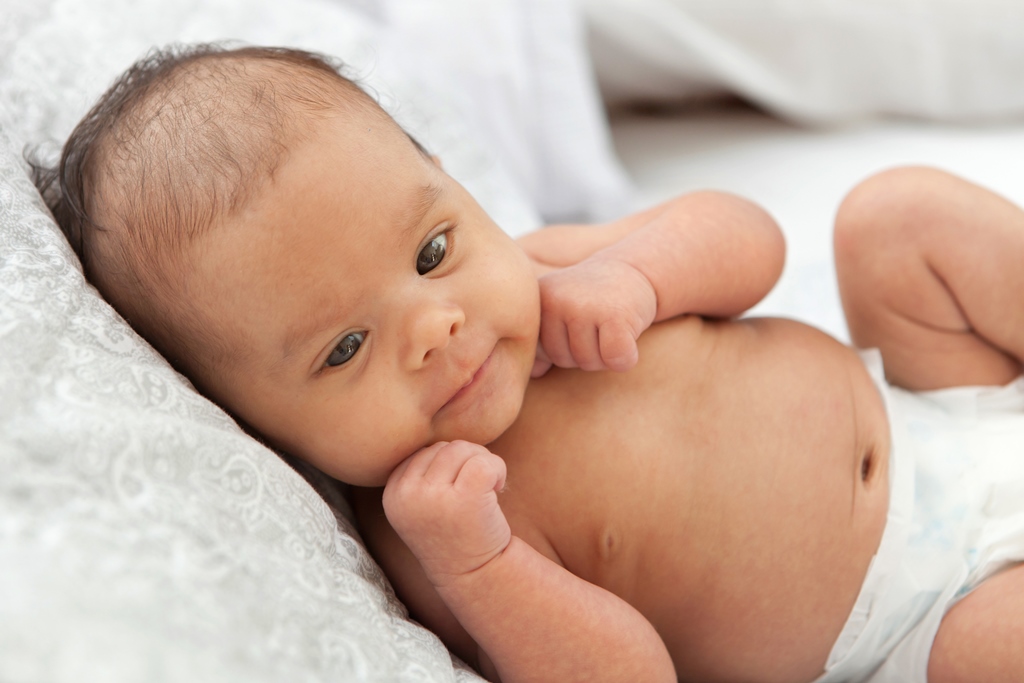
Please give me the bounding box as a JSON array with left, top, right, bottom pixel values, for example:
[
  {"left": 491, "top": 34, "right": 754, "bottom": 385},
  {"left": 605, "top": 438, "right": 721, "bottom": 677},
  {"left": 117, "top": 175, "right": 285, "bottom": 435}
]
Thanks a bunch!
[
  {"left": 387, "top": 441, "right": 448, "bottom": 486},
  {"left": 453, "top": 448, "right": 508, "bottom": 496},
  {"left": 383, "top": 443, "right": 449, "bottom": 524},
  {"left": 534, "top": 343, "right": 552, "bottom": 366},
  {"left": 539, "top": 315, "right": 575, "bottom": 369},
  {"left": 531, "top": 357, "right": 553, "bottom": 378},
  {"left": 598, "top": 318, "right": 640, "bottom": 372},
  {"left": 567, "top": 318, "right": 604, "bottom": 371},
  {"left": 422, "top": 440, "right": 488, "bottom": 486}
]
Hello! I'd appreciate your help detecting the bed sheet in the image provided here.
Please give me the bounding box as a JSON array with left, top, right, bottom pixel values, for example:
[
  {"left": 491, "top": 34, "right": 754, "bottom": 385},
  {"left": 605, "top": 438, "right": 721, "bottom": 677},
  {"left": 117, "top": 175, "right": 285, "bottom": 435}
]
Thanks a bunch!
[{"left": 611, "top": 102, "right": 1024, "bottom": 343}]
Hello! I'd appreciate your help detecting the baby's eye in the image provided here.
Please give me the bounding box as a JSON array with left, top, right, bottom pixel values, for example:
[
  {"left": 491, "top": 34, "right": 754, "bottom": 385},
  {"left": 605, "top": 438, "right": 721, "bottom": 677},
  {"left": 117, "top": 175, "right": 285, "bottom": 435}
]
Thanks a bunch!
[
  {"left": 325, "top": 332, "right": 364, "bottom": 367},
  {"left": 417, "top": 233, "right": 447, "bottom": 275}
]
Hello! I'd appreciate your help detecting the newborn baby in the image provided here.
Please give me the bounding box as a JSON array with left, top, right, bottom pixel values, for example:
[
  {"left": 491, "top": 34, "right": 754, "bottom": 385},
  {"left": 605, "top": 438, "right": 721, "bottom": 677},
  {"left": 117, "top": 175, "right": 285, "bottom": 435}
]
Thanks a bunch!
[{"left": 36, "top": 43, "right": 1024, "bottom": 683}]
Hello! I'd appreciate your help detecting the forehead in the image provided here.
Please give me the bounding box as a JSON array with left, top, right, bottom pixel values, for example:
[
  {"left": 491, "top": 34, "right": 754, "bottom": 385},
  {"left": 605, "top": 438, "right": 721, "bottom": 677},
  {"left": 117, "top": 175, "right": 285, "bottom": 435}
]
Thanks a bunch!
[
  {"left": 227, "top": 106, "right": 435, "bottom": 249},
  {"left": 86, "top": 56, "right": 377, "bottom": 284},
  {"left": 183, "top": 109, "right": 444, "bottom": 359}
]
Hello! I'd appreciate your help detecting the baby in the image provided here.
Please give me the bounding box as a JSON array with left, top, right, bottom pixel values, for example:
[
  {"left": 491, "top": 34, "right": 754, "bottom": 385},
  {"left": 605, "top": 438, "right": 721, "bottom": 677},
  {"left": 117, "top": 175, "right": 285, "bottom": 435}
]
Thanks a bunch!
[{"left": 37, "top": 44, "right": 1024, "bottom": 683}]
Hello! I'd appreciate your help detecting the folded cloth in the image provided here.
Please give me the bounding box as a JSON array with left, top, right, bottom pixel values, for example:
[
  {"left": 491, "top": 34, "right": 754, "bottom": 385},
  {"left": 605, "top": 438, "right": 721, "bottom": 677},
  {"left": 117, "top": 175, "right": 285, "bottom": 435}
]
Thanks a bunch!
[{"left": 584, "top": 0, "right": 1024, "bottom": 123}]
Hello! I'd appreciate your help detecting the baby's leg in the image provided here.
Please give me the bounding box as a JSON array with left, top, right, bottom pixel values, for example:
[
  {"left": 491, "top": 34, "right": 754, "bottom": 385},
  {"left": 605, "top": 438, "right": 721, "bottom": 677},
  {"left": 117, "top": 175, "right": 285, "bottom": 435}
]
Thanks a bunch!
[
  {"left": 835, "top": 166, "right": 1024, "bottom": 390},
  {"left": 928, "top": 563, "right": 1024, "bottom": 682}
]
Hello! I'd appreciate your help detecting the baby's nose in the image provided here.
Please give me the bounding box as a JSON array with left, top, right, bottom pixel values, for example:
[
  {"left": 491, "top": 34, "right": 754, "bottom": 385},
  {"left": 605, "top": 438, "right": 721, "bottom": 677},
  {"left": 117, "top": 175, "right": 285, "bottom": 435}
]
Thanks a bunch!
[{"left": 404, "top": 301, "right": 465, "bottom": 370}]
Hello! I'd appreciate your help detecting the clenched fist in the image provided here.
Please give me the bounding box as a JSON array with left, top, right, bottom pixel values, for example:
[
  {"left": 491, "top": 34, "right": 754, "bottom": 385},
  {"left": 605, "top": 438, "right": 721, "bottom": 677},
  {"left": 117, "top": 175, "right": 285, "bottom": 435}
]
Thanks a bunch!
[
  {"left": 533, "top": 258, "right": 657, "bottom": 377},
  {"left": 383, "top": 440, "right": 512, "bottom": 589}
]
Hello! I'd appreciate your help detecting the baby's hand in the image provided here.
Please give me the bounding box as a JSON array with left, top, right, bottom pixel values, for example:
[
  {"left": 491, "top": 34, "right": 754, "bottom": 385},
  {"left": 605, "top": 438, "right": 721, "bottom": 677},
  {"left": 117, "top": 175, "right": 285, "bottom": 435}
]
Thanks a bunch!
[
  {"left": 534, "top": 258, "right": 657, "bottom": 376},
  {"left": 382, "top": 441, "right": 511, "bottom": 589}
]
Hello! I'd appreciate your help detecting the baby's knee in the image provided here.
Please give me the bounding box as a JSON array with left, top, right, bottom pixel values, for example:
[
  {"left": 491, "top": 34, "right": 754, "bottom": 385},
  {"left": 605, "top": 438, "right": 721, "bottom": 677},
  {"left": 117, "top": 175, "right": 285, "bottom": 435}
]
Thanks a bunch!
[
  {"left": 834, "top": 166, "right": 960, "bottom": 264},
  {"left": 836, "top": 166, "right": 945, "bottom": 231}
]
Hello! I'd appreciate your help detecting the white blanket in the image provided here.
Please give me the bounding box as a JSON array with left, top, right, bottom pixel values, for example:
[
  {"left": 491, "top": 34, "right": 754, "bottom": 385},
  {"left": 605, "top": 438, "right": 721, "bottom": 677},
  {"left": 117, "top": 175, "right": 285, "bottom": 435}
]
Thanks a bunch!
[{"left": 586, "top": 0, "right": 1024, "bottom": 123}]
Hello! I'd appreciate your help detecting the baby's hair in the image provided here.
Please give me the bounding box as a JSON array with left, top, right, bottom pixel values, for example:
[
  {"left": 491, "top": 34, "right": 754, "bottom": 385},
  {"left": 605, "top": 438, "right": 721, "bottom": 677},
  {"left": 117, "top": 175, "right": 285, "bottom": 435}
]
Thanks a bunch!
[
  {"left": 32, "top": 43, "right": 384, "bottom": 271},
  {"left": 30, "top": 43, "right": 417, "bottom": 377}
]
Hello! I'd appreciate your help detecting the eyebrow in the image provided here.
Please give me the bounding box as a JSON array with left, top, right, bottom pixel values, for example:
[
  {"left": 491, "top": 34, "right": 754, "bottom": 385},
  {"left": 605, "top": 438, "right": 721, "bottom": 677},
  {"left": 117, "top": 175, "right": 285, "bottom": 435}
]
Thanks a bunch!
[
  {"left": 279, "top": 180, "right": 447, "bottom": 365},
  {"left": 400, "top": 181, "right": 446, "bottom": 240}
]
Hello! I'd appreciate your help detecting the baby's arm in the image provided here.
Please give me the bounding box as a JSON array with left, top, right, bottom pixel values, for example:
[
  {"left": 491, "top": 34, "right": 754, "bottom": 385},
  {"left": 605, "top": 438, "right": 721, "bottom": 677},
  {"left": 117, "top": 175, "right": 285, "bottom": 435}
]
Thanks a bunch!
[
  {"left": 519, "top": 191, "right": 785, "bottom": 374},
  {"left": 353, "top": 442, "right": 676, "bottom": 683},
  {"left": 835, "top": 167, "right": 1024, "bottom": 390}
]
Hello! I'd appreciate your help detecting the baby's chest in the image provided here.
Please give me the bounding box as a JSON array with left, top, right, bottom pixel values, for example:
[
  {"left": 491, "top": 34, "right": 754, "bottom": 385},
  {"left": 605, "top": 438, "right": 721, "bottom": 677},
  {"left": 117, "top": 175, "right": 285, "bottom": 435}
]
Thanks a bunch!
[
  {"left": 492, "top": 318, "right": 892, "bottom": 680},
  {"left": 487, "top": 351, "right": 710, "bottom": 588}
]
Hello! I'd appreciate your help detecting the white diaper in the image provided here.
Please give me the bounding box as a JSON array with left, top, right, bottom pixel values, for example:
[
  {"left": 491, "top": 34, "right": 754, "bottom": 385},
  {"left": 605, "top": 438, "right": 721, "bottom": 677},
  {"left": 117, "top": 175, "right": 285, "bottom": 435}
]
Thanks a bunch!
[{"left": 814, "top": 349, "right": 1024, "bottom": 683}]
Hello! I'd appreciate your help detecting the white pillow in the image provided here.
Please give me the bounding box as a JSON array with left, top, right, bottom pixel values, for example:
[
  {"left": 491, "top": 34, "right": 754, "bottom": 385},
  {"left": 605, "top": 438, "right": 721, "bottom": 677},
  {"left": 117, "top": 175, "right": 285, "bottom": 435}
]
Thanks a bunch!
[
  {"left": 584, "top": 0, "right": 1024, "bottom": 123},
  {"left": 379, "top": 0, "right": 633, "bottom": 224}
]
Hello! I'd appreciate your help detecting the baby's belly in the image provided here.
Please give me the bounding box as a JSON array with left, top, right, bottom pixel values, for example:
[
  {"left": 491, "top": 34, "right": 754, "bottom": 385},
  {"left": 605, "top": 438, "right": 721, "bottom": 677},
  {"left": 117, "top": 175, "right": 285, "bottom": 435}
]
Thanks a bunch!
[{"left": 490, "top": 316, "right": 891, "bottom": 683}]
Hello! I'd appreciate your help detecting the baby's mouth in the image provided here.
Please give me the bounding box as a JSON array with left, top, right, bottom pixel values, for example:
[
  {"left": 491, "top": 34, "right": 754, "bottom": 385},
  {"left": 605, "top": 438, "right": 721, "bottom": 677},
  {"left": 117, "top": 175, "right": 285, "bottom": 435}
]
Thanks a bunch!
[{"left": 440, "top": 350, "right": 494, "bottom": 412}]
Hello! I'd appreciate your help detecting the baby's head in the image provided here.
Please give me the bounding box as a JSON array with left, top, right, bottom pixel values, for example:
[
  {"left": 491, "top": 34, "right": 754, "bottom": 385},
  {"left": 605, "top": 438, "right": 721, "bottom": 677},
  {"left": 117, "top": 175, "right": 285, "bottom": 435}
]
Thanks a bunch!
[{"left": 40, "top": 44, "right": 540, "bottom": 485}]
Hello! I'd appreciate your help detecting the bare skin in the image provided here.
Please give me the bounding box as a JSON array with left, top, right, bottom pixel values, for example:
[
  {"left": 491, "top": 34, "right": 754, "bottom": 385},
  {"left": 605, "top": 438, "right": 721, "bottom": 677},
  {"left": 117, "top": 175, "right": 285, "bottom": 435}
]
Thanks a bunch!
[{"left": 126, "top": 98, "right": 1023, "bottom": 682}]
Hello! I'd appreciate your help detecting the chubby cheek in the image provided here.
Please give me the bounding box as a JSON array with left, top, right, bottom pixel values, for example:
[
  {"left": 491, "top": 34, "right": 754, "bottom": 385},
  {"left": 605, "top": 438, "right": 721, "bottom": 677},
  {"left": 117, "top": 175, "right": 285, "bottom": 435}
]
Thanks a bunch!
[
  {"left": 326, "top": 415, "right": 432, "bottom": 487},
  {"left": 484, "top": 240, "right": 542, "bottom": 342},
  {"left": 478, "top": 242, "right": 540, "bottom": 400},
  {"left": 265, "top": 387, "right": 426, "bottom": 488}
]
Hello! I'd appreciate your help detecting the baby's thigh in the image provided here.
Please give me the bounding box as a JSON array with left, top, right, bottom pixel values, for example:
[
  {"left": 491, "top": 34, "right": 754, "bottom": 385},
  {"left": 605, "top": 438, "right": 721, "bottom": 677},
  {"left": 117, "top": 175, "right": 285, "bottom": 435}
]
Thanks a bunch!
[{"left": 928, "top": 562, "right": 1024, "bottom": 683}]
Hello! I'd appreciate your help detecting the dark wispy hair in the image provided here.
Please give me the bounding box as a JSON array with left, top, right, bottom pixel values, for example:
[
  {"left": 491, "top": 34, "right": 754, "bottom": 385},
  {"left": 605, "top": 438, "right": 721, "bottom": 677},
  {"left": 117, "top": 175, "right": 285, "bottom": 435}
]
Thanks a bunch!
[
  {"left": 26, "top": 42, "right": 417, "bottom": 377},
  {"left": 29, "top": 42, "right": 380, "bottom": 272}
]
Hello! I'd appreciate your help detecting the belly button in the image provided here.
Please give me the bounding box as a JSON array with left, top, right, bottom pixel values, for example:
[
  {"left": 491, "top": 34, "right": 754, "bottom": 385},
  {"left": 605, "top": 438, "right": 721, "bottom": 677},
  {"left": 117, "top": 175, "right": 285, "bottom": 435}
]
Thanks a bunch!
[
  {"left": 600, "top": 529, "right": 618, "bottom": 563},
  {"left": 861, "top": 447, "right": 875, "bottom": 482}
]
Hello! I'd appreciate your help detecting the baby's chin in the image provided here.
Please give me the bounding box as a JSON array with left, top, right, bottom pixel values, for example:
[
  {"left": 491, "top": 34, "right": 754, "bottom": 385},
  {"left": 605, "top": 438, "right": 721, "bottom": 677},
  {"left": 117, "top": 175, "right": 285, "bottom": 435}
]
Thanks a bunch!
[
  {"left": 434, "top": 396, "right": 524, "bottom": 450},
  {"left": 440, "top": 363, "right": 531, "bottom": 447},
  {"left": 349, "top": 411, "right": 525, "bottom": 488}
]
